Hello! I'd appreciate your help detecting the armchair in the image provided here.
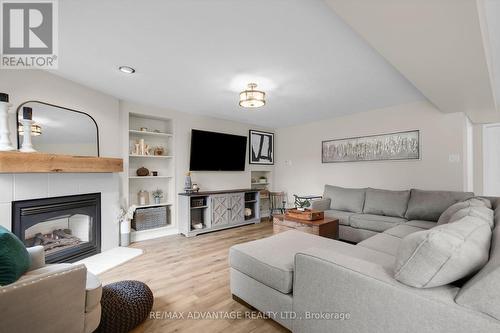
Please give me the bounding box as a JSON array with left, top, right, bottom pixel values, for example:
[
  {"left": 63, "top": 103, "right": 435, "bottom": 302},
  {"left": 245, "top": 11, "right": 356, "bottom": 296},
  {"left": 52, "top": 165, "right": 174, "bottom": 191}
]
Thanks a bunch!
[{"left": 0, "top": 246, "right": 102, "bottom": 333}]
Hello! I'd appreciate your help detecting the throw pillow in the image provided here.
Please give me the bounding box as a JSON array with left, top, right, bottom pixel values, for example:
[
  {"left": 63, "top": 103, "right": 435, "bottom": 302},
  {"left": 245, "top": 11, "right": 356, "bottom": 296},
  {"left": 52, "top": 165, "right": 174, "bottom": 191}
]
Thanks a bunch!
[
  {"left": 0, "top": 226, "right": 31, "bottom": 285},
  {"left": 437, "top": 197, "right": 492, "bottom": 226},
  {"left": 394, "top": 215, "right": 491, "bottom": 288}
]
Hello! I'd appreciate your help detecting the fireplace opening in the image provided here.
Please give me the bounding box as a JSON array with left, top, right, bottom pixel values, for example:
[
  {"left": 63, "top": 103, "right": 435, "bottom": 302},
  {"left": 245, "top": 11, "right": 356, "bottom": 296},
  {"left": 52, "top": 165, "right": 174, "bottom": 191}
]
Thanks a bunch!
[{"left": 12, "top": 193, "right": 101, "bottom": 263}]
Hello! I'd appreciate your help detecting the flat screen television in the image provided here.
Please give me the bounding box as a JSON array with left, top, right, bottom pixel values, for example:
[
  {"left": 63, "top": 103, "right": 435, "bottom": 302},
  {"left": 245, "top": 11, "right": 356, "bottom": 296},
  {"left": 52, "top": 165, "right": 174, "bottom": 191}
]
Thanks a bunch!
[{"left": 189, "top": 129, "right": 247, "bottom": 171}]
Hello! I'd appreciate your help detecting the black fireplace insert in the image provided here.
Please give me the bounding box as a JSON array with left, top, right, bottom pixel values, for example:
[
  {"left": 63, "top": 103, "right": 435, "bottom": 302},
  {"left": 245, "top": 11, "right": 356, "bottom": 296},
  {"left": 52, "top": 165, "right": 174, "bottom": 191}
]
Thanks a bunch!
[{"left": 12, "top": 193, "right": 101, "bottom": 263}]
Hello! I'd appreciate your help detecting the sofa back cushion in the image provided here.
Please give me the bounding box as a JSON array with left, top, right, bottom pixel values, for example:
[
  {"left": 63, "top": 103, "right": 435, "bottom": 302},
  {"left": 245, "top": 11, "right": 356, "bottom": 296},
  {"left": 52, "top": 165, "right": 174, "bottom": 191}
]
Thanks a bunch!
[
  {"left": 323, "top": 185, "right": 365, "bottom": 213},
  {"left": 455, "top": 197, "right": 500, "bottom": 320},
  {"left": 405, "top": 189, "right": 474, "bottom": 221},
  {"left": 363, "top": 188, "right": 410, "bottom": 218},
  {"left": 438, "top": 197, "right": 493, "bottom": 227},
  {"left": 0, "top": 226, "right": 31, "bottom": 285},
  {"left": 394, "top": 215, "right": 492, "bottom": 288}
]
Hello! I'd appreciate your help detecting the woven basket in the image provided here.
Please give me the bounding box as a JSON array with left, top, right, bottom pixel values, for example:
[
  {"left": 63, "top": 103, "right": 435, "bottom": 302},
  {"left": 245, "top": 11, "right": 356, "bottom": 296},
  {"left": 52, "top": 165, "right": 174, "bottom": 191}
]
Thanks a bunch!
[{"left": 132, "top": 206, "right": 168, "bottom": 231}]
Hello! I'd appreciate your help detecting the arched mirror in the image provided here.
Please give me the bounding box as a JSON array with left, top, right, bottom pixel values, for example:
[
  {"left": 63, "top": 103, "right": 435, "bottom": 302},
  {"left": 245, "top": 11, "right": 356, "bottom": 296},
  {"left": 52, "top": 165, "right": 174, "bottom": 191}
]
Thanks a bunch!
[{"left": 16, "top": 101, "right": 100, "bottom": 156}]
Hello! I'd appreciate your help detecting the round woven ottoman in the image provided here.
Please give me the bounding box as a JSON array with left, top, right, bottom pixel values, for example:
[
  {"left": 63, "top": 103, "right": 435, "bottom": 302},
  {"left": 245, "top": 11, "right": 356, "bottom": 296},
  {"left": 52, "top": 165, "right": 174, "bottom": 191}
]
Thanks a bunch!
[{"left": 96, "top": 280, "right": 154, "bottom": 333}]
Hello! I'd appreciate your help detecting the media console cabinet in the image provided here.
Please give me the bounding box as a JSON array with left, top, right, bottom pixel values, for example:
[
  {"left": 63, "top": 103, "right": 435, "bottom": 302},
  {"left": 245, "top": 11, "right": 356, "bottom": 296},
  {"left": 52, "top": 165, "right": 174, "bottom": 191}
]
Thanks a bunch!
[{"left": 179, "top": 189, "right": 261, "bottom": 237}]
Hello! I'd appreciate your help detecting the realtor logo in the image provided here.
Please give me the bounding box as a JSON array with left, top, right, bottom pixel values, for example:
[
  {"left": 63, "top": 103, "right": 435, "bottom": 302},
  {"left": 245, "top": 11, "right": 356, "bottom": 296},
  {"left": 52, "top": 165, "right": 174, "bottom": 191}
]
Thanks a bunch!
[{"left": 1, "top": 0, "right": 58, "bottom": 68}]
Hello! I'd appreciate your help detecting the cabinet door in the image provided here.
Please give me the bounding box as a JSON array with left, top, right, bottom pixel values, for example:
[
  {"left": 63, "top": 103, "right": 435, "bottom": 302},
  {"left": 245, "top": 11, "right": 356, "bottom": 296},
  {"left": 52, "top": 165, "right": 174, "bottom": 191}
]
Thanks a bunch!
[
  {"left": 229, "top": 193, "right": 245, "bottom": 224},
  {"left": 211, "top": 194, "right": 229, "bottom": 226}
]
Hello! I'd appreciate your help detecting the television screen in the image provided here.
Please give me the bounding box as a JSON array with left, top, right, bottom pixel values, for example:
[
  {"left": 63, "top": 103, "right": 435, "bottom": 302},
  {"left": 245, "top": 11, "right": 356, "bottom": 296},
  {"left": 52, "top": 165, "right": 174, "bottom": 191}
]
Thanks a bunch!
[{"left": 189, "top": 129, "right": 247, "bottom": 171}]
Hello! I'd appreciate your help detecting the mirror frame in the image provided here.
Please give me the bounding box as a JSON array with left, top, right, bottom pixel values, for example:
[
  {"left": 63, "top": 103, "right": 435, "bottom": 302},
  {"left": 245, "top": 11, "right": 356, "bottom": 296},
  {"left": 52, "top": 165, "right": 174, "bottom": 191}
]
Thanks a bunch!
[{"left": 15, "top": 100, "right": 100, "bottom": 156}]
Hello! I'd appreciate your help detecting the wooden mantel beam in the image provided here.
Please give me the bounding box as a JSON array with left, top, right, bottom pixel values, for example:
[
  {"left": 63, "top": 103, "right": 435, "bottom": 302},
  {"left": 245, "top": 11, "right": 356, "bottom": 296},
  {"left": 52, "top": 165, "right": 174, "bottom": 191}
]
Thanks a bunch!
[{"left": 0, "top": 151, "right": 123, "bottom": 173}]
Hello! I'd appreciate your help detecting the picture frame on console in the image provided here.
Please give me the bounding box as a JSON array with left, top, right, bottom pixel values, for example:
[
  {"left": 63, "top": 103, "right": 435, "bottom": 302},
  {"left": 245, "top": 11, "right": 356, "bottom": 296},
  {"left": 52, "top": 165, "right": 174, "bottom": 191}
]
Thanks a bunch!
[{"left": 249, "top": 129, "right": 274, "bottom": 165}]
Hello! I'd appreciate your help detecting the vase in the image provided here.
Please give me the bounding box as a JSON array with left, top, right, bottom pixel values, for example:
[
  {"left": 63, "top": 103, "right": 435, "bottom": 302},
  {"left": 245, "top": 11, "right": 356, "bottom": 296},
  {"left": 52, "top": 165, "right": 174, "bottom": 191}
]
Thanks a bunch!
[
  {"left": 0, "top": 94, "right": 15, "bottom": 151},
  {"left": 120, "top": 219, "right": 131, "bottom": 247},
  {"left": 154, "top": 197, "right": 161, "bottom": 204}
]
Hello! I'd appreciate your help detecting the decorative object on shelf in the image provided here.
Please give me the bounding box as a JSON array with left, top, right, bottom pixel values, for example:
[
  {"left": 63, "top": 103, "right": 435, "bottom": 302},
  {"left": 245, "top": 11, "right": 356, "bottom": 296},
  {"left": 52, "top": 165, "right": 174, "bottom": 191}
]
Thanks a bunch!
[
  {"left": 140, "top": 127, "right": 148, "bottom": 132},
  {"left": 117, "top": 206, "right": 136, "bottom": 247},
  {"left": 191, "top": 197, "right": 205, "bottom": 208},
  {"left": 0, "top": 93, "right": 15, "bottom": 151},
  {"left": 132, "top": 206, "right": 168, "bottom": 231},
  {"left": 151, "top": 171, "right": 158, "bottom": 176},
  {"left": 192, "top": 223, "right": 203, "bottom": 230},
  {"left": 153, "top": 129, "right": 161, "bottom": 133},
  {"left": 136, "top": 166, "right": 150, "bottom": 177},
  {"left": 19, "top": 107, "right": 36, "bottom": 153},
  {"left": 138, "top": 190, "right": 150, "bottom": 206},
  {"left": 152, "top": 189, "right": 163, "bottom": 204},
  {"left": 294, "top": 194, "right": 311, "bottom": 211},
  {"left": 245, "top": 208, "right": 253, "bottom": 217},
  {"left": 137, "top": 138, "right": 151, "bottom": 155},
  {"left": 184, "top": 171, "right": 193, "bottom": 193},
  {"left": 132, "top": 142, "right": 140, "bottom": 155},
  {"left": 249, "top": 130, "right": 274, "bottom": 165},
  {"left": 259, "top": 176, "right": 267, "bottom": 183},
  {"left": 251, "top": 178, "right": 257, "bottom": 184},
  {"left": 153, "top": 146, "right": 165, "bottom": 156},
  {"left": 322, "top": 130, "right": 420, "bottom": 163},
  {"left": 191, "top": 183, "right": 200, "bottom": 192},
  {"left": 239, "top": 83, "right": 266, "bottom": 108}
]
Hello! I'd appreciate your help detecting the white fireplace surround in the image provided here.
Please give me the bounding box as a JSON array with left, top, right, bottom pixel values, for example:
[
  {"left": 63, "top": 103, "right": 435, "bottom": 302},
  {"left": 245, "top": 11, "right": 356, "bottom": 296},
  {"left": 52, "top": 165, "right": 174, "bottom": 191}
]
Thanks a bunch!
[{"left": 0, "top": 173, "right": 120, "bottom": 251}]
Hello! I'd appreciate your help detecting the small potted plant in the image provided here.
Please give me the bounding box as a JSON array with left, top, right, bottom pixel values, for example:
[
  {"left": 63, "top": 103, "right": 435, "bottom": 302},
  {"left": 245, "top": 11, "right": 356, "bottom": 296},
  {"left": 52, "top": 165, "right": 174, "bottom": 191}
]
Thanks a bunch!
[
  {"left": 152, "top": 189, "right": 164, "bottom": 204},
  {"left": 294, "top": 195, "right": 311, "bottom": 211}
]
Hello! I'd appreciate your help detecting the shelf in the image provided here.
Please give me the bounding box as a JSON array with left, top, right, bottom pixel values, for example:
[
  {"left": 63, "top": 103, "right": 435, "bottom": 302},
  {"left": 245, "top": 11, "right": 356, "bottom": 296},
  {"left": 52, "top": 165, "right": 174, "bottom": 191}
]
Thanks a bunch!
[
  {"left": 135, "top": 202, "right": 172, "bottom": 208},
  {"left": 0, "top": 151, "right": 123, "bottom": 173},
  {"left": 129, "top": 176, "right": 173, "bottom": 179},
  {"left": 251, "top": 182, "right": 269, "bottom": 185},
  {"left": 191, "top": 205, "right": 208, "bottom": 209},
  {"left": 129, "top": 130, "right": 173, "bottom": 137},
  {"left": 129, "top": 155, "right": 174, "bottom": 159}
]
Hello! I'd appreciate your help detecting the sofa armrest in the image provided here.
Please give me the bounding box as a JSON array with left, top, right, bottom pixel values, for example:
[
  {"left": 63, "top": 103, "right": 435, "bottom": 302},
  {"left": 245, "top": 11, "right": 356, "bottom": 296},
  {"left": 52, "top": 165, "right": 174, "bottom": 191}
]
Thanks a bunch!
[
  {"left": 292, "top": 248, "right": 500, "bottom": 333},
  {"left": 0, "top": 263, "right": 87, "bottom": 333},
  {"left": 27, "top": 245, "right": 46, "bottom": 271},
  {"left": 310, "top": 198, "right": 331, "bottom": 211}
]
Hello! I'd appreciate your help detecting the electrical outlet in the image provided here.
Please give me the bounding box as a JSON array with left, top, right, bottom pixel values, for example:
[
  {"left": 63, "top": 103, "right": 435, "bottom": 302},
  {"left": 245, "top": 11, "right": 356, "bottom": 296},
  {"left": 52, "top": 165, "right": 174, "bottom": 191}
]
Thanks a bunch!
[{"left": 284, "top": 160, "right": 292, "bottom": 166}]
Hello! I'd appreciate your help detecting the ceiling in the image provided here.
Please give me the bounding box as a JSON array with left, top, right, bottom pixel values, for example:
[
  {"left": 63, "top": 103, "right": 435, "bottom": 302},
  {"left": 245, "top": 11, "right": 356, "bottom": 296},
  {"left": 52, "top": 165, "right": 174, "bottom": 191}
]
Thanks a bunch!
[
  {"left": 325, "top": 0, "right": 500, "bottom": 123},
  {"left": 54, "top": 0, "right": 424, "bottom": 128}
]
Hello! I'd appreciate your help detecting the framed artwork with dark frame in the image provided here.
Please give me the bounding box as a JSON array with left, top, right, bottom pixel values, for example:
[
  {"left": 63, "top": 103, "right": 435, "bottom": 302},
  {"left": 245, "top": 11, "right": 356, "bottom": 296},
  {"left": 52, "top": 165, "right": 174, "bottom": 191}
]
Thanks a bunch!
[
  {"left": 249, "top": 130, "right": 274, "bottom": 165},
  {"left": 322, "top": 130, "right": 420, "bottom": 163}
]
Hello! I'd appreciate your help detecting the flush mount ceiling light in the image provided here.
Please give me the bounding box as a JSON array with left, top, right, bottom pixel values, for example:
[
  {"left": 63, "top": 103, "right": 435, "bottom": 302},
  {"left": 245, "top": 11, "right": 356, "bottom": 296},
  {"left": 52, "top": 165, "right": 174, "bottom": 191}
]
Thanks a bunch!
[
  {"left": 118, "top": 66, "right": 135, "bottom": 74},
  {"left": 239, "top": 83, "right": 266, "bottom": 108}
]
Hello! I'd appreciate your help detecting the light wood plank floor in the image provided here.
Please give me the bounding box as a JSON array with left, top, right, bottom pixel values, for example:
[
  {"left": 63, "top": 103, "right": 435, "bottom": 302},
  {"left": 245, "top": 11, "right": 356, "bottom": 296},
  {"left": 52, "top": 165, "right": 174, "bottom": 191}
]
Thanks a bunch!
[{"left": 99, "top": 221, "right": 289, "bottom": 333}]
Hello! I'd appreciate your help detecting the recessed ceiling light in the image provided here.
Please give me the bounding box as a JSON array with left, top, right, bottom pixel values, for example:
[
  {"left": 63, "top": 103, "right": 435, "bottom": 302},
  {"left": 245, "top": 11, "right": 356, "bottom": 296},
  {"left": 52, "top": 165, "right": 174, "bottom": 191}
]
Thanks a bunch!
[{"left": 119, "top": 66, "right": 135, "bottom": 74}]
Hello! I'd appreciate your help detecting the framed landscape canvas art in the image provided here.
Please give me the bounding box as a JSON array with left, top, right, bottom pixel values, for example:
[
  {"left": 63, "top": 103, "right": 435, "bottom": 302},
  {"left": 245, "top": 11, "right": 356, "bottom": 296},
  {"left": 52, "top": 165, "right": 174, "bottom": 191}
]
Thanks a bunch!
[
  {"left": 249, "top": 130, "right": 274, "bottom": 165},
  {"left": 322, "top": 130, "right": 420, "bottom": 163}
]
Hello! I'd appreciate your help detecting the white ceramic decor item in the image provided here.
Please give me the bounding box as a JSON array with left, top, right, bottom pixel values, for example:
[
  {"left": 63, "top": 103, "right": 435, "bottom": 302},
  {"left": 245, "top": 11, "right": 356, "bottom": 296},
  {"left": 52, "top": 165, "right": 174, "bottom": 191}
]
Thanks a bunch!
[
  {"left": 20, "top": 119, "right": 36, "bottom": 152},
  {"left": 0, "top": 93, "right": 15, "bottom": 151}
]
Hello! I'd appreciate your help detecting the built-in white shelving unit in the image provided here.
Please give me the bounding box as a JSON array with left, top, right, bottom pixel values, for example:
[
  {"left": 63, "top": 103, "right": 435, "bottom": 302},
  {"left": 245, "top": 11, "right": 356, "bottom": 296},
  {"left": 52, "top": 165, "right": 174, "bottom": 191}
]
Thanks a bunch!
[{"left": 127, "top": 113, "right": 176, "bottom": 242}]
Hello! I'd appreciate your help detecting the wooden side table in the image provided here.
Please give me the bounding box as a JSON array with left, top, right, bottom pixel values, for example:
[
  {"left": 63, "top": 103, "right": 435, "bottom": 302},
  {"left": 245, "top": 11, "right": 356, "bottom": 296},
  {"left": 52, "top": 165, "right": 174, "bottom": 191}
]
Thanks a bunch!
[{"left": 273, "top": 214, "right": 339, "bottom": 239}]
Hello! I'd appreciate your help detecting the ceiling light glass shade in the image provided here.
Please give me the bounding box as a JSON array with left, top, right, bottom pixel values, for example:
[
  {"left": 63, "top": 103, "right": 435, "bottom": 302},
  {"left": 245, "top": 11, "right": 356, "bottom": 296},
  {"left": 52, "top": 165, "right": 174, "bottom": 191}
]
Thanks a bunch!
[
  {"left": 18, "top": 122, "right": 42, "bottom": 136},
  {"left": 119, "top": 66, "right": 135, "bottom": 74},
  {"left": 239, "top": 83, "right": 266, "bottom": 108}
]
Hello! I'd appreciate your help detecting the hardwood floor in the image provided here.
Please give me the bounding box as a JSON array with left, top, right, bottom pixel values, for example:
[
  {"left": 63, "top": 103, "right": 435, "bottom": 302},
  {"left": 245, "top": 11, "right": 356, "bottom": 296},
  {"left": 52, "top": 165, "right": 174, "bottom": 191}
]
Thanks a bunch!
[{"left": 99, "top": 221, "right": 289, "bottom": 333}]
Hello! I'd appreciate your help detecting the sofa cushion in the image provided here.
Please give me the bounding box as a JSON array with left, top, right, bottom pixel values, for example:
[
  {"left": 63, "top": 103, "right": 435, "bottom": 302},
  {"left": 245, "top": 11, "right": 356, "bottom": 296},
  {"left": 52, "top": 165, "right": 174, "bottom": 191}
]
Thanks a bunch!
[
  {"left": 394, "top": 216, "right": 492, "bottom": 288},
  {"left": 324, "top": 209, "right": 354, "bottom": 226},
  {"left": 0, "top": 226, "right": 31, "bottom": 285},
  {"left": 357, "top": 233, "right": 402, "bottom": 256},
  {"left": 323, "top": 185, "right": 366, "bottom": 213},
  {"left": 449, "top": 206, "right": 494, "bottom": 228},
  {"left": 438, "top": 197, "right": 492, "bottom": 226},
  {"left": 229, "top": 230, "right": 395, "bottom": 294},
  {"left": 405, "top": 220, "right": 436, "bottom": 229},
  {"left": 405, "top": 189, "right": 474, "bottom": 222},
  {"left": 384, "top": 225, "right": 427, "bottom": 238},
  {"left": 363, "top": 188, "right": 410, "bottom": 218},
  {"left": 455, "top": 224, "right": 500, "bottom": 320},
  {"left": 350, "top": 214, "right": 407, "bottom": 233}
]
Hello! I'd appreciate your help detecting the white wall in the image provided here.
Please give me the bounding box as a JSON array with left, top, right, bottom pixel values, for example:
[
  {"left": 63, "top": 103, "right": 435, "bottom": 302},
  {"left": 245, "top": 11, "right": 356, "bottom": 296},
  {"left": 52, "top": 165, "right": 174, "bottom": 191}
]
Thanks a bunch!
[
  {"left": 274, "top": 101, "right": 470, "bottom": 199},
  {"left": 483, "top": 123, "right": 500, "bottom": 196},
  {"left": 0, "top": 70, "right": 121, "bottom": 250}
]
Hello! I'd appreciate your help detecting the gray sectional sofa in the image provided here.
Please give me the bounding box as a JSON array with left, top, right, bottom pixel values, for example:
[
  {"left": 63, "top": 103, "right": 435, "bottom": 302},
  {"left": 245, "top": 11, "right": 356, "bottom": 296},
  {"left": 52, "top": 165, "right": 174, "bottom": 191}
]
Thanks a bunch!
[{"left": 229, "top": 185, "right": 500, "bottom": 332}]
